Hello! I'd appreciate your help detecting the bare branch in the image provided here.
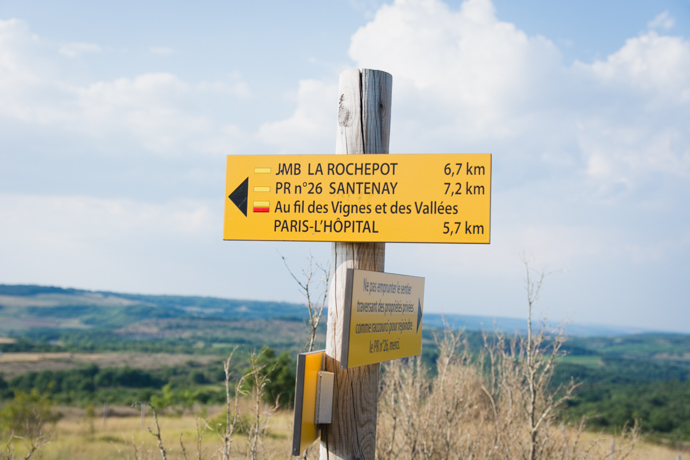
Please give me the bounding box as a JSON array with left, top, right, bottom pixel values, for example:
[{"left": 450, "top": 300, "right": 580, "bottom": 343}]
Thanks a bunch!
[
  {"left": 280, "top": 252, "right": 330, "bottom": 352},
  {"left": 132, "top": 402, "right": 167, "bottom": 460}
]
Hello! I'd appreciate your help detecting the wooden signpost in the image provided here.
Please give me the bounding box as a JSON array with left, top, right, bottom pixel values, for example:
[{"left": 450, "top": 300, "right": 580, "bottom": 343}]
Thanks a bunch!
[
  {"left": 317, "top": 68, "right": 390, "bottom": 460},
  {"left": 223, "top": 68, "right": 492, "bottom": 459}
]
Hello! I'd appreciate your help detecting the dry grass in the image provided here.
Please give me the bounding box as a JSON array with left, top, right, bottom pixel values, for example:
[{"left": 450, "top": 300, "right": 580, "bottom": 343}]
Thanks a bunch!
[
  {"left": 375, "top": 261, "right": 641, "bottom": 460},
  {"left": 0, "top": 407, "right": 684, "bottom": 460},
  {"left": 2, "top": 405, "right": 292, "bottom": 460},
  {"left": 375, "top": 331, "right": 687, "bottom": 460}
]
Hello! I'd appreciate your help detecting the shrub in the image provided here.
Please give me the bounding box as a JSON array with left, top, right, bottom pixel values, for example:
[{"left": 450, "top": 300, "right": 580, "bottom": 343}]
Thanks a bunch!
[
  {"left": 242, "top": 348, "right": 295, "bottom": 408},
  {"left": 376, "top": 262, "right": 640, "bottom": 460},
  {"left": 0, "top": 389, "right": 61, "bottom": 438}
]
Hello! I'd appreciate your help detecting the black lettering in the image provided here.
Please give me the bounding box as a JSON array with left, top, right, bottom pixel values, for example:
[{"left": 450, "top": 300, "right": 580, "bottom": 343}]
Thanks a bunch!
[{"left": 277, "top": 163, "right": 301, "bottom": 176}]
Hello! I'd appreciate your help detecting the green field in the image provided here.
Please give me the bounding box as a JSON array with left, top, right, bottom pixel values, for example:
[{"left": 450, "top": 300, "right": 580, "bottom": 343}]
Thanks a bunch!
[{"left": 1, "top": 283, "right": 690, "bottom": 446}]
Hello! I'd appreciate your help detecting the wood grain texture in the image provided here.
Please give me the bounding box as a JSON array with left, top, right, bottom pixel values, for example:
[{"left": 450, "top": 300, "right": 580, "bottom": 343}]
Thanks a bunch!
[
  {"left": 320, "top": 68, "right": 392, "bottom": 460},
  {"left": 335, "top": 68, "right": 363, "bottom": 156},
  {"left": 361, "top": 69, "right": 392, "bottom": 155}
]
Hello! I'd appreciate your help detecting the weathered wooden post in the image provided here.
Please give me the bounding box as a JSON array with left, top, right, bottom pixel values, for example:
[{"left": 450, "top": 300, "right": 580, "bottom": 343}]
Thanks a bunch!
[
  {"left": 223, "top": 66, "right": 490, "bottom": 460},
  {"left": 319, "top": 68, "right": 392, "bottom": 460}
]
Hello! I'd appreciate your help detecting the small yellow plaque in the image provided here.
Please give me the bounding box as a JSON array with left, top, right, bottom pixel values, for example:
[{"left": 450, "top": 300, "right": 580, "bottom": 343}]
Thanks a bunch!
[{"left": 292, "top": 350, "right": 325, "bottom": 456}]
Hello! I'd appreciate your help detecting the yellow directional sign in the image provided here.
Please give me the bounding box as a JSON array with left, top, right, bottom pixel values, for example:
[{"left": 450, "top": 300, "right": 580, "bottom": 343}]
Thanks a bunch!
[
  {"left": 223, "top": 154, "right": 491, "bottom": 243},
  {"left": 341, "top": 269, "right": 425, "bottom": 369}
]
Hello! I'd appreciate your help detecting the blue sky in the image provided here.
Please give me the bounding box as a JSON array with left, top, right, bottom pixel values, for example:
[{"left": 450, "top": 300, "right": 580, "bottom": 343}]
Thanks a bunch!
[{"left": 0, "top": 0, "right": 689, "bottom": 332}]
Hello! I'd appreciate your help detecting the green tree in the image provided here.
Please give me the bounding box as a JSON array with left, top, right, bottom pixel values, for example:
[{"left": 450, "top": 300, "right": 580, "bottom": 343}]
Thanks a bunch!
[
  {"left": 243, "top": 348, "right": 295, "bottom": 408},
  {"left": 0, "top": 389, "right": 61, "bottom": 438}
]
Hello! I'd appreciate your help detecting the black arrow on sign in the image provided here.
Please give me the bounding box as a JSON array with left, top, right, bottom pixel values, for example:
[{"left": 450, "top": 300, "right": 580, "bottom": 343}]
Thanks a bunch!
[
  {"left": 417, "top": 298, "right": 423, "bottom": 333},
  {"left": 229, "top": 177, "right": 249, "bottom": 217}
]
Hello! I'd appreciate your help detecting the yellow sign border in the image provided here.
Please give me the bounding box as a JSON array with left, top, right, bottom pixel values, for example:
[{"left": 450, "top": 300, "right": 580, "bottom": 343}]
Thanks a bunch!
[{"left": 223, "top": 154, "right": 491, "bottom": 244}]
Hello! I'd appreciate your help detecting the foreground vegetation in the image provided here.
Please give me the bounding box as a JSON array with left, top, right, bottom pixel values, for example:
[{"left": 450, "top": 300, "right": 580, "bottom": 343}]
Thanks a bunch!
[
  {"left": 1, "top": 280, "right": 690, "bottom": 457},
  {"left": 0, "top": 330, "right": 685, "bottom": 460},
  {"left": 0, "top": 407, "right": 685, "bottom": 460},
  {"left": 2, "top": 332, "right": 690, "bottom": 449}
]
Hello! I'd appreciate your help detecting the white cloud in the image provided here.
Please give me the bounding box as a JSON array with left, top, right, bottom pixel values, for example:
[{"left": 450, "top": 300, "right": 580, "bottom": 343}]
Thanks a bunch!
[
  {"left": 349, "top": 0, "right": 562, "bottom": 131},
  {"left": 581, "top": 31, "right": 690, "bottom": 99},
  {"left": 149, "top": 46, "right": 174, "bottom": 56},
  {"left": 572, "top": 29, "right": 690, "bottom": 192},
  {"left": 648, "top": 11, "right": 675, "bottom": 31},
  {"left": 258, "top": 79, "right": 337, "bottom": 153},
  {"left": 0, "top": 18, "right": 38, "bottom": 72},
  {"left": 59, "top": 42, "right": 101, "bottom": 58},
  {"left": 0, "top": 192, "right": 228, "bottom": 295},
  {"left": 337, "top": 0, "right": 690, "bottom": 196},
  {"left": 198, "top": 72, "right": 251, "bottom": 98},
  {"left": 0, "top": 18, "right": 251, "bottom": 156},
  {"left": 0, "top": 193, "right": 216, "bottom": 254}
]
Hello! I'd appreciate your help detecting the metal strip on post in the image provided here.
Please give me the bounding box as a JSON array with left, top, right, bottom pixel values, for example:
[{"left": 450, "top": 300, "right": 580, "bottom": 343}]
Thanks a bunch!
[{"left": 320, "top": 68, "right": 392, "bottom": 460}]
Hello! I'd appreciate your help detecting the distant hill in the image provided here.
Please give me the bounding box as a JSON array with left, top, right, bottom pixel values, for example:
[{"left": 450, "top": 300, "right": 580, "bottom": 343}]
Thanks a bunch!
[
  {"left": 0, "top": 284, "right": 306, "bottom": 333},
  {"left": 421, "top": 313, "right": 655, "bottom": 337},
  {"left": 0, "top": 283, "right": 667, "bottom": 337}
]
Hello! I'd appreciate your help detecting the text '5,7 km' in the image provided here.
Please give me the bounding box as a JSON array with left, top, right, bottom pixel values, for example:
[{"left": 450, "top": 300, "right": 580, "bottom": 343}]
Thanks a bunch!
[{"left": 223, "top": 153, "right": 491, "bottom": 244}]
